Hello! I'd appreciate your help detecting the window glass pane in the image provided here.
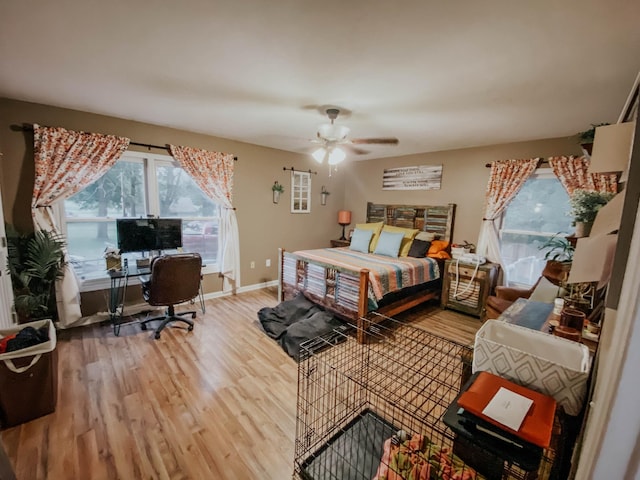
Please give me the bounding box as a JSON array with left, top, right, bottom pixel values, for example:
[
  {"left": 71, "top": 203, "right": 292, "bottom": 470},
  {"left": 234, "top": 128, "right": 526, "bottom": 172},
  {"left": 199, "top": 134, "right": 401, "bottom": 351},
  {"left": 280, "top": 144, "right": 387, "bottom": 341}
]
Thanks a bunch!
[
  {"left": 500, "top": 175, "right": 573, "bottom": 287},
  {"left": 502, "top": 177, "right": 572, "bottom": 233},
  {"left": 65, "top": 162, "right": 146, "bottom": 218},
  {"left": 66, "top": 221, "right": 117, "bottom": 277},
  {"left": 155, "top": 164, "right": 220, "bottom": 265},
  {"left": 182, "top": 219, "right": 219, "bottom": 263},
  {"left": 63, "top": 155, "right": 223, "bottom": 284},
  {"left": 155, "top": 164, "right": 217, "bottom": 217}
]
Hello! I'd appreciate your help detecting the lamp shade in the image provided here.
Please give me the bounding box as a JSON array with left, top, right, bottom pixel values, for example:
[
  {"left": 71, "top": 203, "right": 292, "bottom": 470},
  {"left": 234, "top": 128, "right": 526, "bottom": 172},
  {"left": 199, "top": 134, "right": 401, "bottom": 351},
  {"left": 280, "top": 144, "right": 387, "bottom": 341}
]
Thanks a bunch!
[{"left": 338, "top": 210, "right": 352, "bottom": 225}]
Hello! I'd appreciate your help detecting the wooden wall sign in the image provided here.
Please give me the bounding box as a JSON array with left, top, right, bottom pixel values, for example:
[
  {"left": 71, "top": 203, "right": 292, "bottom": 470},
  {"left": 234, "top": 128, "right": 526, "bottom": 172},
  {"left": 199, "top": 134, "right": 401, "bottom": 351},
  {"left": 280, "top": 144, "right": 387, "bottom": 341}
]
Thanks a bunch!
[{"left": 382, "top": 165, "right": 442, "bottom": 190}]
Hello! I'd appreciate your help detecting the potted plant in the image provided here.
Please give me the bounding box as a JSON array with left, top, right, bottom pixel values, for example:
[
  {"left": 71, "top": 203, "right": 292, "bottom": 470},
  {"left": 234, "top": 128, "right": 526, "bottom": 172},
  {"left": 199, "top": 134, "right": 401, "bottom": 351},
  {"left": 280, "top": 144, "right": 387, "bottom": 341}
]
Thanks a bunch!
[
  {"left": 6, "top": 227, "right": 67, "bottom": 322},
  {"left": 272, "top": 181, "right": 284, "bottom": 204},
  {"left": 577, "top": 123, "right": 609, "bottom": 156},
  {"left": 539, "top": 234, "right": 574, "bottom": 263},
  {"left": 539, "top": 234, "right": 574, "bottom": 283},
  {"left": 320, "top": 186, "right": 330, "bottom": 206},
  {"left": 569, "top": 189, "right": 615, "bottom": 237}
]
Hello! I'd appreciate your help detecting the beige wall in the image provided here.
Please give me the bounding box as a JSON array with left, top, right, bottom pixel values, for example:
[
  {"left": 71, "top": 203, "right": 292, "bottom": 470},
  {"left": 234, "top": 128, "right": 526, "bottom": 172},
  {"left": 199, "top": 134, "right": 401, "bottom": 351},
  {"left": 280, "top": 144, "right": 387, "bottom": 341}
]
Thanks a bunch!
[
  {"left": 0, "top": 97, "right": 582, "bottom": 316},
  {"left": 0, "top": 98, "right": 346, "bottom": 314},
  {"left": 345, "top": 139, "right": 582, "bottom": 246}
]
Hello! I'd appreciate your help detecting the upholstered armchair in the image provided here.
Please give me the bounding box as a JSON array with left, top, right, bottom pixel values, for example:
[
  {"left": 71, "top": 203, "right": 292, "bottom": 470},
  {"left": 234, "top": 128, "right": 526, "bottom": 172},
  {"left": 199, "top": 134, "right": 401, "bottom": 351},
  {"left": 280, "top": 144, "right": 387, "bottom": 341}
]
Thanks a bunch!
[{"left": 485, "top": 260, "right": 570, "bottom": 320}]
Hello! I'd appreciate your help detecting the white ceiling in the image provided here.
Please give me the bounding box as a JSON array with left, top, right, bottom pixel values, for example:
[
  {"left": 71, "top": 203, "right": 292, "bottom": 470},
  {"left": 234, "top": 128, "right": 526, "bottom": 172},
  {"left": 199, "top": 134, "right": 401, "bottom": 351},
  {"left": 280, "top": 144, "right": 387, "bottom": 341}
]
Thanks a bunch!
[{"left": 1, "top": 1, "right": 639, "bottom": 161}]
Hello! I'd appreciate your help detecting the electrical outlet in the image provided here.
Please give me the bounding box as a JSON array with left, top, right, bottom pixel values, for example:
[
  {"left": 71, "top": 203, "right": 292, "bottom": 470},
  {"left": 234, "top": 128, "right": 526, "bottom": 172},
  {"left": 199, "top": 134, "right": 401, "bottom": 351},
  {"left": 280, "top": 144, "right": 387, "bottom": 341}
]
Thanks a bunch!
[
  {"left": 250, "top": 261, "right": 255, "bottom": 269},
  {"left": 266, "top": 259, "right": 271, "bottom": 267}
]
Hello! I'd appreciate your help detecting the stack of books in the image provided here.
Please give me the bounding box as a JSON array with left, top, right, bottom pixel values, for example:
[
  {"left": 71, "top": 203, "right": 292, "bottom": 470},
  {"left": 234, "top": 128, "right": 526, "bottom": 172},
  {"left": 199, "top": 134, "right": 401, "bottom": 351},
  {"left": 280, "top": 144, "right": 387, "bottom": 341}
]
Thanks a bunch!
[{"left": 444, "top": 371, "right": 557, "bottom": 473}]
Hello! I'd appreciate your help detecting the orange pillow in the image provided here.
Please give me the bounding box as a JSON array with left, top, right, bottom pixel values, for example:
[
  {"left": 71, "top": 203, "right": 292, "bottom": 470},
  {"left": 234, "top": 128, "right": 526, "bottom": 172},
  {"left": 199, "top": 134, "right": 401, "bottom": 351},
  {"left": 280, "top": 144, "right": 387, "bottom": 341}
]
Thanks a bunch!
[
  {"left": 428, "top": 250, "right": 451, "bottom": 260},
  {"left": 428, "top": 240, "right": 450, "bottom": 254}
]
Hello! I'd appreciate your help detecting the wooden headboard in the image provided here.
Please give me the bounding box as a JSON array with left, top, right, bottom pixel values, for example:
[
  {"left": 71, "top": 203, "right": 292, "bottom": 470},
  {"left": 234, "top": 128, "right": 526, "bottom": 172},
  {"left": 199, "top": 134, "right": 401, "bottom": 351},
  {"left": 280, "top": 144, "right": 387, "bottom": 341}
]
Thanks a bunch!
[{"left": 366, "top": 202, "right": 456, "bottom": 242}]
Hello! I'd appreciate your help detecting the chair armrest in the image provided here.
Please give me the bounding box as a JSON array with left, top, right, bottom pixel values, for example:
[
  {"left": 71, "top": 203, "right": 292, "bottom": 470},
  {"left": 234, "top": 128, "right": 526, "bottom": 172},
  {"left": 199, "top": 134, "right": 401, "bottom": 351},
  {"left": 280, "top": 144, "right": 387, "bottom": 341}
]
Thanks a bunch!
[{"left": 494, "top": 285, "right": 533, "bottom": 302}]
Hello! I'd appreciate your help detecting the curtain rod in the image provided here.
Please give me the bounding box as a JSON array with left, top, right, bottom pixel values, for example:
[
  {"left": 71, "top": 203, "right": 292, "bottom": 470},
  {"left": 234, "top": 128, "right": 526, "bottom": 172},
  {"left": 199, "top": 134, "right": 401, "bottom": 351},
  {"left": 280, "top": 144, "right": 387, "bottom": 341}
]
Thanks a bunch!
[
  {"left": 11, "top": 123, "right": 238, "bottom": 161},
  {"left": 283, "top": 166, "right": 317, "bottom": 175},
  {"left": 484, "top": 158, "right": 549, "bottom": 168}
]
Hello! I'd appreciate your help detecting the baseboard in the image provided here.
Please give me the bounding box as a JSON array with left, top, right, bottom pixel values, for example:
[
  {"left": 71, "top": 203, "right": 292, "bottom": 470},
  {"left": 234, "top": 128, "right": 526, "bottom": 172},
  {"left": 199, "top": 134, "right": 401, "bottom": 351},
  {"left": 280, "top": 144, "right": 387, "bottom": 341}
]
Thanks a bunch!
[{"left": 200, "top": 279, "right": 278, "bottom": 301}]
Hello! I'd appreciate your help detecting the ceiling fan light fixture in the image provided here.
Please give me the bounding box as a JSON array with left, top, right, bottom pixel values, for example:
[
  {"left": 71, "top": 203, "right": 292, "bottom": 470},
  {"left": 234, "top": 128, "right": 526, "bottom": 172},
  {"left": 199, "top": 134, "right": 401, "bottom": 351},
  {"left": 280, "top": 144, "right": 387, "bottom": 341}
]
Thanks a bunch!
[
  {"left": 312, "top": 147, "right": 327, "bottom": 163},
  {"left": 317, "top": 124, "right": 350, "bottom": 141},
  {"left": 328, "top": 147, "right": 346, "bottom": 165}
]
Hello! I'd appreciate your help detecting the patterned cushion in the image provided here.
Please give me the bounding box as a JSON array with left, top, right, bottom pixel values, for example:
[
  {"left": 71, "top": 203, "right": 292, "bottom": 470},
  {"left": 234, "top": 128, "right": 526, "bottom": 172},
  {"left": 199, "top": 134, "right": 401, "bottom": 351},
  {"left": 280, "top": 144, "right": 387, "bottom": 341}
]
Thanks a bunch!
[{"left": 373, "top": 433, "right": 482, "bottom": 480}]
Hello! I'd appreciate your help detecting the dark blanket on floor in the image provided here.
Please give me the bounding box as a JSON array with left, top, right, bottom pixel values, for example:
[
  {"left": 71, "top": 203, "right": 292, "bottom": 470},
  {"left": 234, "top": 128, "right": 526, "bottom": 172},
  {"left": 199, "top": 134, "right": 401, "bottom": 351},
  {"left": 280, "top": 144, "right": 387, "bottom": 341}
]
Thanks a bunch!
[{"left": 258, "top": 293, "right": 346, "bottom": 361}]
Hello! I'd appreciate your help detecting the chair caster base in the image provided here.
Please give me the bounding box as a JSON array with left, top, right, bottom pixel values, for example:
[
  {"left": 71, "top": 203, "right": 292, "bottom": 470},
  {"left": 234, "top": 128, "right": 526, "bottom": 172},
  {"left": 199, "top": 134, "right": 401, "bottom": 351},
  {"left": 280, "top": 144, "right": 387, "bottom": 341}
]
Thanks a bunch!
[
  {"left": 154, "top": 331, "right": 161, "bottom": 340},
  {"left": 188, "top": 324, "right": 194, "bottom": 331},
  {"left": 141, "top": 323, "right": 148, "bottom": 331}
]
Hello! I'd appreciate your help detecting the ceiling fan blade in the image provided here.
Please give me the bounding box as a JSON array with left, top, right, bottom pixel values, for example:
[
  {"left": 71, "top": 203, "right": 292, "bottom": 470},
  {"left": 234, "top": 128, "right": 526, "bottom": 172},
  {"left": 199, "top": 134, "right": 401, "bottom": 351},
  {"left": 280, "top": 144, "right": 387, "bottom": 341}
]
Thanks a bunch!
[
  {"left": 344, "top": 144, "right": 370, "bottom": 155},
  {"left": 350, "top": 137, "right": 399, "bottom": 145}
]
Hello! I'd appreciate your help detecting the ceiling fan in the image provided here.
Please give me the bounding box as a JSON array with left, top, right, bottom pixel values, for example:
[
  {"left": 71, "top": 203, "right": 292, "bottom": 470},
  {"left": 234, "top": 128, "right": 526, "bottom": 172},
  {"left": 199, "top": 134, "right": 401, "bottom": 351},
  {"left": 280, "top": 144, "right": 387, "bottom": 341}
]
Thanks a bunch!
[{"left": 310, "top": 108, "right": 399, "bottom": 165}]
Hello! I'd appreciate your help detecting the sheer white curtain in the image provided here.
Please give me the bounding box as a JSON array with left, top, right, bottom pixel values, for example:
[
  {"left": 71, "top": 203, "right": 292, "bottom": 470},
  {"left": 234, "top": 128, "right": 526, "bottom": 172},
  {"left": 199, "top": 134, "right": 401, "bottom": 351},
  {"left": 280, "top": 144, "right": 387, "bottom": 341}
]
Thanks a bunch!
[
  {"left": 476, "top": 158, "right": 539, "bottom": 282},
  {"left": 32, "top": 124, "right": 130, "bottom": 327},
  {"left": 169, "top": 145, "right": 240, "bottom": 292}
]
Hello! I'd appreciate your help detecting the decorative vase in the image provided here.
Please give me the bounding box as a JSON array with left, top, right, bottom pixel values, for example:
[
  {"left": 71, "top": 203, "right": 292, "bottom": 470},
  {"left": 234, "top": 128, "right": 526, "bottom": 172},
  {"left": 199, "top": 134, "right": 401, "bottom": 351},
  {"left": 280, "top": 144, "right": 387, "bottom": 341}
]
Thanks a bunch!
[
  {"left": 272, "top": 191, "right": 280, "bottom": 204},
  {"left": 574, "top": 221, "right": 593, "bottom": 238}
]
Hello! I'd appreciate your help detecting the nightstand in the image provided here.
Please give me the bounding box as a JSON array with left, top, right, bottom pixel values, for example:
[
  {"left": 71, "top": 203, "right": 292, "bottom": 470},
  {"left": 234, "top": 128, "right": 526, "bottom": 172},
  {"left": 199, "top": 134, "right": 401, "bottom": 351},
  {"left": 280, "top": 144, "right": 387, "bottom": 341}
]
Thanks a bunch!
[
  {"left": 441, "top": 260, "right": 499, "bottom": 317},
  {"left": 330, "top": 239, "right": 351, "bottom": 248}
]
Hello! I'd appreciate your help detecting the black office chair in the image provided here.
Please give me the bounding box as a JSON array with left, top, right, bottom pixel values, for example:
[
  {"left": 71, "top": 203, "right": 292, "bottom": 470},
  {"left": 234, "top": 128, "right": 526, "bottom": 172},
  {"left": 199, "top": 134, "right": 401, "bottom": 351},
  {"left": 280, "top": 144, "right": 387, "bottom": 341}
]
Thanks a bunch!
[{"left": 139, "top": 253, "right": 203, "bottom": 339}]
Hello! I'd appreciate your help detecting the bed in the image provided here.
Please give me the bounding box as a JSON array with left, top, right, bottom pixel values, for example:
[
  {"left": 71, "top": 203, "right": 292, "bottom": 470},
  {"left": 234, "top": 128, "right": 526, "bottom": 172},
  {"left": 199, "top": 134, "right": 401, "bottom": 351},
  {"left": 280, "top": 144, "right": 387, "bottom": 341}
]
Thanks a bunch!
[{"left": 279, "top": 203, "right": 456, "bottom": 343}]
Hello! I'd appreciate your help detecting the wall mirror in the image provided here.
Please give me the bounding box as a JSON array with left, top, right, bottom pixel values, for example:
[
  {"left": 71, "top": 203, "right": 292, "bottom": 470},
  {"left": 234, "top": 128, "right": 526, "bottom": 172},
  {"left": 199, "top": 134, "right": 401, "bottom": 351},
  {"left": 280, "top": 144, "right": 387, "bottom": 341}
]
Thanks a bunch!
[{"left": 291, "top": 170, "right": 311, "bottom": 213}]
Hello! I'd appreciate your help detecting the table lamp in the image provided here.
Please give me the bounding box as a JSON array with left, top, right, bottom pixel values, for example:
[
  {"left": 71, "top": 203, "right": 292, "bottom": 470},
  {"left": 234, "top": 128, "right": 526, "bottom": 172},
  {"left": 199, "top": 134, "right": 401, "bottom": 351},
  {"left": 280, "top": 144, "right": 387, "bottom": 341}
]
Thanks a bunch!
[{"left": 338, "top": 210, "right": 352, "bottom": 240}]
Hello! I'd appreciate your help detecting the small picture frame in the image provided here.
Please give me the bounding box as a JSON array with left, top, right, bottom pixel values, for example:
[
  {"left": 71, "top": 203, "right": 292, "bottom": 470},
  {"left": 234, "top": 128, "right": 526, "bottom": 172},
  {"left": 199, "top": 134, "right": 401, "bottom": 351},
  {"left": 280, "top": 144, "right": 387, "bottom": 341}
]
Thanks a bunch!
[{"left": 348, "top": 229, "right": 354, "bottom": 240}]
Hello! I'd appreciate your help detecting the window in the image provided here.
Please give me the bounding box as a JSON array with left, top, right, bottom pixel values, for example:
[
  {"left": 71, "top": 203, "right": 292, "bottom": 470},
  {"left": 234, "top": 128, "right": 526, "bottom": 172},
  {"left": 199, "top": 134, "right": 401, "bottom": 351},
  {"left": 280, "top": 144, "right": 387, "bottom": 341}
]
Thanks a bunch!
[
  {"left": 500, "top": 169, "right": 572, "bottom": 287},
  {"left": 290, "top": 170, "right": 311, "bottom": 213},
  {"left": 63, "top": 151, "right": 221, "bottom": 289}
]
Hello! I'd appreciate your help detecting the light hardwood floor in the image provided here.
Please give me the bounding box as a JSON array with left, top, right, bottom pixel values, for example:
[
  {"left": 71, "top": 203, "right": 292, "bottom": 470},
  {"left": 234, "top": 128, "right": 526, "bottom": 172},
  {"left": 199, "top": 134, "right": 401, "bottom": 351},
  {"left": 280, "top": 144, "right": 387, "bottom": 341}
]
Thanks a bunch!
[{"left": 0, "top": 288, "right": 482, "bottom": 479}]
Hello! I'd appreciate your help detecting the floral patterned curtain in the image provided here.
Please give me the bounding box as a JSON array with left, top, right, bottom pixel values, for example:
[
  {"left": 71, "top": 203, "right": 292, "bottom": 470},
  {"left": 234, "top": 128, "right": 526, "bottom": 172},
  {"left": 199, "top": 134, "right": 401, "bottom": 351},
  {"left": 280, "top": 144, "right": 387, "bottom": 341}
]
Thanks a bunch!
[
  {"left": 169, "top": 145, "right": 240, "bottom": 292},
  {"left": 548, "top": 155, "right": 618, "bottom": 195},
  {"left": 476, "top": 158, "right": 539, "bottom": 279},
  {"left": 32, "top": 124, "right": 130, "bottom": 327}
]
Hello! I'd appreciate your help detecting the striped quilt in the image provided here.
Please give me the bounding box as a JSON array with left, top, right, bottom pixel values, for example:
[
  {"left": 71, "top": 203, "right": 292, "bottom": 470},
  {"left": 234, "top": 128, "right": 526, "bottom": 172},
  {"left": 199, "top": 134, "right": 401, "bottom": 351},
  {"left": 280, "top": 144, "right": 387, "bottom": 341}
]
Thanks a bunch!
[{"left": 290, "top": 247, "right": 440, "bottom": 307}]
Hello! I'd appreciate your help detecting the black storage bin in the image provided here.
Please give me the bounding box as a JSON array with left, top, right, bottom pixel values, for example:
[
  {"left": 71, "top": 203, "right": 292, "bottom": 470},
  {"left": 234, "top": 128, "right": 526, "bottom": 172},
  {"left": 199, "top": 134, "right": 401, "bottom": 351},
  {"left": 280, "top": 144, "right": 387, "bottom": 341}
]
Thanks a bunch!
[{"left": 0, "top": 319, "right": 58, "bottom": 428}]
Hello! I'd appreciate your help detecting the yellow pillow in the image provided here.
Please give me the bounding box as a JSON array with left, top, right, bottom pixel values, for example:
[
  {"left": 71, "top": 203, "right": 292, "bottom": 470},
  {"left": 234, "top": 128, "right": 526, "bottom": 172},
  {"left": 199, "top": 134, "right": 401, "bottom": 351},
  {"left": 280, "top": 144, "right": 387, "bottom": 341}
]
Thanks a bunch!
[
  {"left": 382, "top": 225, "right": 419, "bottom": 257},
  {"left": 355, "top": 222, "right": 384, "bottom": 252}
]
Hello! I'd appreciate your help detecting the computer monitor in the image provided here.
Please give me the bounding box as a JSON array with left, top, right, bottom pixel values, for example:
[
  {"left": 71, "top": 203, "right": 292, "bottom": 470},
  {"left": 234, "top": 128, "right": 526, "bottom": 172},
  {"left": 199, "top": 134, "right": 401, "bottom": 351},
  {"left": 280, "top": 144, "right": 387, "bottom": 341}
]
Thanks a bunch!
[{"left": 116, "top": 218, "right": 182, "bottom": 253}]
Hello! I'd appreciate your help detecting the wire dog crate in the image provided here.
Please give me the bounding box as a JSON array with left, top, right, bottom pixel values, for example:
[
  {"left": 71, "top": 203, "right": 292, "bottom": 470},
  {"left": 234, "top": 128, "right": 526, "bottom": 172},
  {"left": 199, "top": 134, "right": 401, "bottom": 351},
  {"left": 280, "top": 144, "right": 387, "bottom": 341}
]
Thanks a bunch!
[{"left": 293, "top": 313, "right": 558, "bottom": 480}]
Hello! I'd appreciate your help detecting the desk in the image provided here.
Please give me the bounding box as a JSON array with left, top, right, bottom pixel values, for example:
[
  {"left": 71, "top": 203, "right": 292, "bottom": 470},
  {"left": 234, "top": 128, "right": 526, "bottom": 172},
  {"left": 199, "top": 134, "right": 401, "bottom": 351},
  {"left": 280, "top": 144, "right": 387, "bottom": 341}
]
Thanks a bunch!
[
  {"left": 108, "top": 265, "right": 150, "bottom": 336},
  {"left": 107, "top": 265, "right": 206, "bottom": 336}
]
